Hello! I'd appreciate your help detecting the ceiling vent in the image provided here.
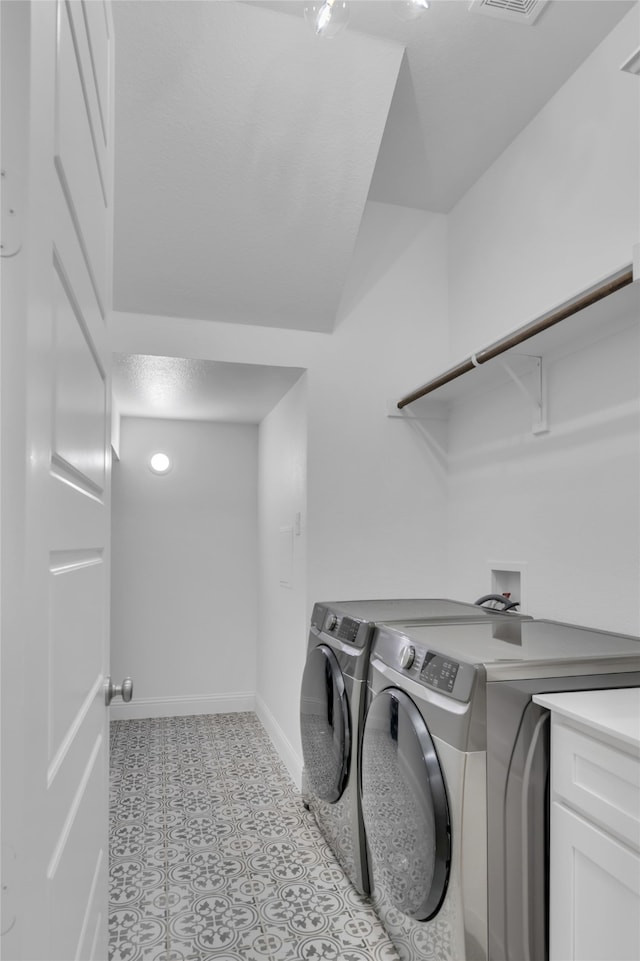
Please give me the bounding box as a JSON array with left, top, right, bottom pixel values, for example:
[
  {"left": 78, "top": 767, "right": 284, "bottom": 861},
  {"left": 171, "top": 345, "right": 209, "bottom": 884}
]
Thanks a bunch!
[
  {"left": 469, "top": 0, "right": 549, "bottom": 25},
  {"left": 620, "top": 47, "right": 640, "bottom": 77}
]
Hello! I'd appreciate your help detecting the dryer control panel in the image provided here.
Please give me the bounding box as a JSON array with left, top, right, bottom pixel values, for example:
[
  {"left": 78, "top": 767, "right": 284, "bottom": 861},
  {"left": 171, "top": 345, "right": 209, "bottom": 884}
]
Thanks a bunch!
[
  {"left": 324, "top": 613, "right": 361, "bottom": 644},
  {"left": 311, "top": 604, "right": 369, "bottom": 648}
]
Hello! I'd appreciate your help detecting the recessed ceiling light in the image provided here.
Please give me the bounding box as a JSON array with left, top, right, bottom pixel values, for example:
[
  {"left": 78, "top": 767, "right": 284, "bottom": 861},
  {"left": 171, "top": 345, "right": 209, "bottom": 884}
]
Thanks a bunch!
[{"left": 149, "top": 452, "right": 172, "bottom": 474}]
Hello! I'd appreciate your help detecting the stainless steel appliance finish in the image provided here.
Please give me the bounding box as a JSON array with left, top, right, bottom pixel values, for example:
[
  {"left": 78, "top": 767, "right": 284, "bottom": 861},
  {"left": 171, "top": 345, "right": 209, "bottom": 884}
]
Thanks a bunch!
[
  {"left": 361, "top": 617, "right": 640, "bottom": 961},
  {"left": 362, "top": 622, "right": 490, "bottom": 961},
  {"left": 299, "top": 598, "right": 523, "bottom": 896},
  {"left": 485, "top": 622, "right": 640, "bottom": 961}
]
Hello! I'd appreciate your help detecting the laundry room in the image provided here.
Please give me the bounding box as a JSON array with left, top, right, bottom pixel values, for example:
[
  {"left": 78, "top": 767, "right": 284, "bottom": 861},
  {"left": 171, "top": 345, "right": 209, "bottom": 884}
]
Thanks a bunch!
[
  {"left": 108, "top": 0, "right": 640, "bottom": 771},
  {"left": 1, "top": 2, "right": 638, "bottom": 960}
]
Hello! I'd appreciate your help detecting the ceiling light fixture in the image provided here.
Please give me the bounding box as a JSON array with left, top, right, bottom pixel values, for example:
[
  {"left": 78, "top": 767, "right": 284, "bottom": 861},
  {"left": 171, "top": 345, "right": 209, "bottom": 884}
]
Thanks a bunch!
[
  {"left": 304, "top": 1, "right": 429, "bottom": 39},
  {"left": 395, "top": 0, "right": 431, "bottom": 22},
  {"left": 149, "top": 452, "right": 172, "bottom": 474},
  {"left": 304, "top": 0, "right": 350, "bottom": 38}
]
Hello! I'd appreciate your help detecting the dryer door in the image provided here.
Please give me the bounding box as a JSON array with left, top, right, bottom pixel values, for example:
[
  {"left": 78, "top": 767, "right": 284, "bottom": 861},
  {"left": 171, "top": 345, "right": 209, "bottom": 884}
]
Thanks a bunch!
[
  {"left": 362, "top": 688, "right": 451, "bottom": 920},
  {"left": 300, "top": 643, "right": 351, "bottom": 803}
]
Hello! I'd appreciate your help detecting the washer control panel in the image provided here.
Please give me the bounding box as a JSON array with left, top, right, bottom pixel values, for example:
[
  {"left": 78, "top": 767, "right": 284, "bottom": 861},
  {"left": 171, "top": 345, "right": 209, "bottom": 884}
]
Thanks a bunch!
[
  {"left": 415, "top": 648, "right": 475, "bottom": 702},
  {"left": 373, "top": 630, "right": 477, "bottom": 703},
  {"left": 420, "top": 652, "right": 459, "bottom": 694}
]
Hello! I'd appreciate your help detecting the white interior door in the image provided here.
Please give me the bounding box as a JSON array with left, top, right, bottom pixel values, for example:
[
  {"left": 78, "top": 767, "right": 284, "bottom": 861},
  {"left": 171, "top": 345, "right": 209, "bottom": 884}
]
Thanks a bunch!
[{"left": 1, "top": 1, "right": 114, "bottom": 958}]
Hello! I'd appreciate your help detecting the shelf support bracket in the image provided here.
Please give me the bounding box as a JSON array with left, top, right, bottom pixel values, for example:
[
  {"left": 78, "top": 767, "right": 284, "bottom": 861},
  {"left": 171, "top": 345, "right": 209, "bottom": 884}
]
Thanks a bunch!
[{"left": 496, "top": 354, "right": 548, "bottom": 435}]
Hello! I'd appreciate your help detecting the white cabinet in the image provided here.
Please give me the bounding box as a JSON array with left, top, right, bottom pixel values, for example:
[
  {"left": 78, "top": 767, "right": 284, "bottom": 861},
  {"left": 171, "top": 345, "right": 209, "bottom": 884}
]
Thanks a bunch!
[
  {"left": 533, "top": 689, "right": 640, "bottom": 961},
  {"left": 551, "top": 801, "right": 639, "bottom": 961}
]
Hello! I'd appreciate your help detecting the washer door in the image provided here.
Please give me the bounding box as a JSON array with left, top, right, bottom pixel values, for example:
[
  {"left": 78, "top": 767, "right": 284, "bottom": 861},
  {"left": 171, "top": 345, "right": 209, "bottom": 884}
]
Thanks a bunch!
[
  {"left": 362, "top": 688, "right": 450, "bottom": 920},
  {"left": 300, "top": 644, "right": 351, "bottom": 803}
]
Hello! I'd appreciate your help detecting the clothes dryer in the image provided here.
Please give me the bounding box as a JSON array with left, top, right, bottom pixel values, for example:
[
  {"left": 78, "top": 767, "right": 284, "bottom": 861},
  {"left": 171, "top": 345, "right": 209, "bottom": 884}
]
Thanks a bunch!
[
  {"left": 361, "top": 617, "right": 640, "bottom": 961},
  {"left": 299, "top": 598, "right": 523, "bottom": 895}
]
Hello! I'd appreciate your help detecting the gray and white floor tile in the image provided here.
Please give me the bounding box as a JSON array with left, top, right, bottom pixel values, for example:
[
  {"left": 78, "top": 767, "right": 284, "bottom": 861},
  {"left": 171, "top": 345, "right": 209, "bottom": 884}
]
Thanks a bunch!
[{"left": 109, "top": 713, "right": 400, "bottom": 961}]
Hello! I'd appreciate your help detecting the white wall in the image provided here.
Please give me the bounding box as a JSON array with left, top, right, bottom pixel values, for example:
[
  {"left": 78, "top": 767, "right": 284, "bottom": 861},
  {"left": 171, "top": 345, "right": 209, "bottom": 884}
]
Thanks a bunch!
[
  {"left": 444, "top": 5, "right": 640, "bottom": 633},
  {"left": 306, "top": 201, "right": 450, "bottom": 604},
  {"left": 446, "top": 314, "right": 639, "bottom": 634},
  {"left": 256, "top": 375, "right": 308, "bottom": 783},
  {"left": 110, "top": 416, "right": 259, "bottom": 717},
  {"left": 448, "top": 4, "right": 640, "bottom": 360}
]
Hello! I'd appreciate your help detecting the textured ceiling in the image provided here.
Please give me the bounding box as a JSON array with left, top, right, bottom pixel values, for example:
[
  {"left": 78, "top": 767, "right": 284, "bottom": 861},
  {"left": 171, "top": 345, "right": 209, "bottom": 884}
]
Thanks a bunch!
[
  {"left": 111, "top": 0, "right": 634, "bottom": 422},
  {"left": 112, "top": 355, "right": 305, "bottom": 423}
]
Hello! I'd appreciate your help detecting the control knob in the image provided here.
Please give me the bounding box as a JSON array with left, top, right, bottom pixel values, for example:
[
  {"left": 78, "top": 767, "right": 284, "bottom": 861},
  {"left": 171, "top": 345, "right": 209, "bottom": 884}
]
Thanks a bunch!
[
  {"left": 326, "top": 614, "right": 338, "bottom": 631},
  {"left": 400, "top": 645, "right": 416, "bottom": 670}
]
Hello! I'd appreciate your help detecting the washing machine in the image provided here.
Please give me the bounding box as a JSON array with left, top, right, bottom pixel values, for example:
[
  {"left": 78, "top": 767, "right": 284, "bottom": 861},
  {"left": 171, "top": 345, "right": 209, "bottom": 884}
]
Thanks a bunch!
[
  {"left": 299, "top": 598, "right": 524, "bottom": 896},
  {"left": 360, "top": 616, "right": 640, "bottom": 961}
]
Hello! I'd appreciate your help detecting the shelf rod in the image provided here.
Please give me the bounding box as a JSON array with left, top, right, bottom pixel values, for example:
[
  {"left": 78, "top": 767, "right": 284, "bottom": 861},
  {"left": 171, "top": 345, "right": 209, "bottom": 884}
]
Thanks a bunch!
[{"left": 396, "top": 267, "right": 635, "bottom": 410}]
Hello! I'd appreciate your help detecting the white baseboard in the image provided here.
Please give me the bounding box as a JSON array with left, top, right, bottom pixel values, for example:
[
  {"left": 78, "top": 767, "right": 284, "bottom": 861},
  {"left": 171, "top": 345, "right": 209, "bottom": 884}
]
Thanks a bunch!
[
  {"left": 109, "top": 691, "right": 256, "bottom": 721},
  {"left": 255, "top": 694, "right": 303, "bottom": 791}
]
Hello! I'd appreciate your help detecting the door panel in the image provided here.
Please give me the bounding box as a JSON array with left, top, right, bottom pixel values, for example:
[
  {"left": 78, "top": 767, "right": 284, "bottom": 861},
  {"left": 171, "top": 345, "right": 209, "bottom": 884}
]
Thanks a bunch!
[
  {"left": 45, "top": 1, "right": 112, "bottom": 953},
  {"left": 48, "top": 725, "right": 106, "bottom": 961},
  {"left": 0, "top": 0, "right": 114, "bottom": 957},
  {"left": 55, "top": 0, "right": 108, "bottom": 314},
  {"left": 66, "top": 0, "right": 109, "bottom": 202},
  {"left": 52, "top": 260, "right": 107, "bottom": 491},
  {"left": 49, "top": 558, "right": 104, "bottom": 756},
  {"left": 80, "top": 0, "right": 111, "bottom": 148}
]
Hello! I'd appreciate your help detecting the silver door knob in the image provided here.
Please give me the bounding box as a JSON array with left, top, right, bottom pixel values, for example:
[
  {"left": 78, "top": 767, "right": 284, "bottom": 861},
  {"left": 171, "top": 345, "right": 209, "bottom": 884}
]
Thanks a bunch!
[{"left": 104, "top": 676, "right": 134, "bottom": 706}]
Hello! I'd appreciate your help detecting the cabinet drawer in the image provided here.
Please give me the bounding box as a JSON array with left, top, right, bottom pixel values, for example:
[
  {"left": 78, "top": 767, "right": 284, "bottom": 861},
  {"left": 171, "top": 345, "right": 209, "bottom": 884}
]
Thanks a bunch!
[{"left": 551, "top": 719, "right": 640, "bottom": 851}]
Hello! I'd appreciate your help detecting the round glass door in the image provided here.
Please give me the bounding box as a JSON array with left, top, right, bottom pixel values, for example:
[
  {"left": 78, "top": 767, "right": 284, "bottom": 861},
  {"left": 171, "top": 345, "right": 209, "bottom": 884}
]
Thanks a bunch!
[
  {"left": 361, "top": 688, "right": 450, "bottom": 920},
  {"left": 300, "top": 644, "right": 350, "bottom": 803}
]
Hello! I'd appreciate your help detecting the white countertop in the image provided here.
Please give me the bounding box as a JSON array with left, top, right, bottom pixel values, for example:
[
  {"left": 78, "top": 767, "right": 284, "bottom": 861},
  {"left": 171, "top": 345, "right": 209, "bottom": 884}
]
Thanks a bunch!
[{"left": 534, "top": 688, "right": 640, "bottom": 750}]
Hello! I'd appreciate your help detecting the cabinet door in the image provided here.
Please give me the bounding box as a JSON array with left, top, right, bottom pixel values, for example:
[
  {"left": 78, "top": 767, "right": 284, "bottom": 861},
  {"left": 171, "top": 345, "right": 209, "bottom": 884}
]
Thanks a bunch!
[{"left": 550, "top": 802, "right": 640, "bottom": 961}]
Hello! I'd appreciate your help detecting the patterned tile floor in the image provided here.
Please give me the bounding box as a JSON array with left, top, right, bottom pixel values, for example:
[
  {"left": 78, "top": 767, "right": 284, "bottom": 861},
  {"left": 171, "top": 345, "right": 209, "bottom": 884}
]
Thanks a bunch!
[{"left": 109, "top": 712, "right": 401, "bottom": 961}]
